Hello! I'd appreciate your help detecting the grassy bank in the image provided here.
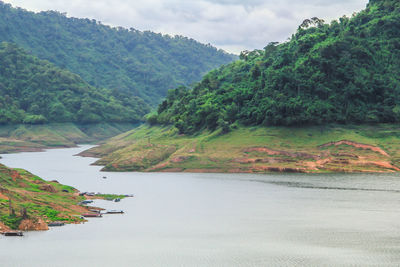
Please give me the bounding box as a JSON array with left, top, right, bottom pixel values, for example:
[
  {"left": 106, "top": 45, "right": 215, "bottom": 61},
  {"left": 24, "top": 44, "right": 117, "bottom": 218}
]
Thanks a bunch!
[
  {"left": 0, "top": 163, "right": 130, "bottom": 231},
  {"left": 0, "top": 123, "right": 137, "bottom": 154},
  {"left": 0, "top": 164, "right": 90, "bottom": 230},
  {"left": 81, "top": 124, "right": 400, "bottom": 173}
]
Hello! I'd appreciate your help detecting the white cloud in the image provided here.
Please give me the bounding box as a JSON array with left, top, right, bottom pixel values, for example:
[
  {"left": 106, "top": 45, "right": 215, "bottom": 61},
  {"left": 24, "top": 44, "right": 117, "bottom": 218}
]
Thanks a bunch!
[{"left": 3, "top": 0, "right": 368, "bottom": 54}]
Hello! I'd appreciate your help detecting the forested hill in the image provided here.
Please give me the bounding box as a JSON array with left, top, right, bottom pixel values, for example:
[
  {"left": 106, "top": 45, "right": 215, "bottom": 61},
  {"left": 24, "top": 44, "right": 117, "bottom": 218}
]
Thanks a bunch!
[
  {"left": 0, "top": 42, "right": 149, "bottom": 124},
  {"left": 150, "top": 0, "right": 400, "bottom": 134},
  {"left": 0, "top": 2, "right": 236, "bottom": 105}
]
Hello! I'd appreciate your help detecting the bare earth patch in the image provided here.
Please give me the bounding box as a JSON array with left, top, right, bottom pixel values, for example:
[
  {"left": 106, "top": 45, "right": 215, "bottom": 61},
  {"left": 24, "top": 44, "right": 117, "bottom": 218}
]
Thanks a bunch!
[
  {"left": 83, "top": 125, "right": 400, "bottom": 174},
  {"left": 18, "top": 218, "right": 49, "bottom": 231},
  {"left": 319, "top": 140, "right": 389, "bottom": 157}
]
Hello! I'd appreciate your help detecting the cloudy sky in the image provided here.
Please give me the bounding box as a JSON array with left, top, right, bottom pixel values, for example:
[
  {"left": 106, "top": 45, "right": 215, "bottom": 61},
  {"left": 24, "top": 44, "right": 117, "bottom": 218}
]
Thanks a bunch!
[{"left": 4, "top": 0, "right": 368, "bottom": 54}]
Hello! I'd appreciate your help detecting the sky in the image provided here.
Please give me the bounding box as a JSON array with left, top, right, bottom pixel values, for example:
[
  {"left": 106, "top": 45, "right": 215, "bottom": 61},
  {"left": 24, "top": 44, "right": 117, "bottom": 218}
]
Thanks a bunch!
[{"left": 3, "top": 0, "right": 368, "bottom": 54}]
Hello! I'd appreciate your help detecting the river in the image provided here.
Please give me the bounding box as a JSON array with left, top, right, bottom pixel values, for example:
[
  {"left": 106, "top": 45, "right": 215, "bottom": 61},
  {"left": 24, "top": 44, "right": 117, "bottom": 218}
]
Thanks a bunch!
[{"left": 1, "top": 145, "right": 400, "bottom": 266}]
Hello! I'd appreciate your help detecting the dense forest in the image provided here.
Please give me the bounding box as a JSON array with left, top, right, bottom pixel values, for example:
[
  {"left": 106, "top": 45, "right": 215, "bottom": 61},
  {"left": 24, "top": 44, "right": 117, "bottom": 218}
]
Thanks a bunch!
[
  {"left": 0, "top": 1, "right": 236, "bottom": 105},
  {"left": 150, "top": 0, "right": 400, "bottom": 134},
  {"left": 0, "top": 42, "right": 149, "bottom": 124}
]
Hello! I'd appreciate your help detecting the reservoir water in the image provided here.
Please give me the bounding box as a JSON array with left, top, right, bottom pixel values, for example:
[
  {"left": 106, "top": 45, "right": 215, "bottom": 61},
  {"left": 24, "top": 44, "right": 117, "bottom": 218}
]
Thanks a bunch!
[{"left": 1, "top": 145, "right": 400, "bottom": 266}]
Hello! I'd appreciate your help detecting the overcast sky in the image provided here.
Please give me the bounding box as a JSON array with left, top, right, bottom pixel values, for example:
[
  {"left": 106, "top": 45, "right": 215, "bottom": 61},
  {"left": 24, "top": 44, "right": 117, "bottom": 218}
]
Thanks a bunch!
[{"left": 4, "top": 0, "right": 368, "bottom": 54}]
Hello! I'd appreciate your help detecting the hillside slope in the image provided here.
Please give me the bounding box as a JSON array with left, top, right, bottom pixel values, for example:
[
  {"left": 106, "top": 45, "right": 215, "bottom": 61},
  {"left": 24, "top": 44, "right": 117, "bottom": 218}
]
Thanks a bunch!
[
  {"left": 80, "top": 124, "right": 400, "bottom": 173},
  {"left": 0, "top": 164, "right": 88, "bottom": 231},
  {"left": 80, "top": 0, "right": 400, "bottom": 174},
  {"left": 0, "top": 163, "right": 127, "bottom": 231},
  {"left": 0, "top": 42, "right": 149, "bottom": 124},
  {"left": 151, "top": 0, "right": 400, "bottom": 133},
  {"left": 0, "top": 123, "right": 137, "bottom": 154},
  {"left": 0, "top": 1, "right": 236, "bottom": 105}
]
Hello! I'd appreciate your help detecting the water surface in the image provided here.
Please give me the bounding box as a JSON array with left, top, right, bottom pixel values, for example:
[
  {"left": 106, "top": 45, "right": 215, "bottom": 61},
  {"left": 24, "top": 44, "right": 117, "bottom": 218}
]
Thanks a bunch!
[{"left": 1, "top": 146, "right": 400, "bottom": 267}]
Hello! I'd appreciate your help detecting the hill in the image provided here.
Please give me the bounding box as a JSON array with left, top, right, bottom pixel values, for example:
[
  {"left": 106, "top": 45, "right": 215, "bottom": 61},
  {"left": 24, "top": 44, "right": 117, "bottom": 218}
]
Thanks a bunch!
[
  {"left": 79, "top": 0, "right": 400, "bottom": 173},
  {"left": 0, "top": 42, "right": 149, "bottom": 124},
  {"left": 150, "top": 0, "right": 400, "bottom": 134},
  {"left": 0, "top": 1, "right": 236, "bottom": 106}
]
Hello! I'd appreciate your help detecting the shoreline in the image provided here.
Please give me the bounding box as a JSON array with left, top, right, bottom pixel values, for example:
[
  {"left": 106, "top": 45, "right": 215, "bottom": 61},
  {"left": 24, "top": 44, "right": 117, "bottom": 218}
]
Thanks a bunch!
[
  {"left": 0, "top": 193, "right": 131, "bottom": 234},
  {"left": 0, "top": 159, "right": 131, "bottom": 234},
  {"left": 4, "top": 138, "right": 398, "bottom": 175},
  {"left": 78, "top": 124, "right": 400, "bottom": 174}
]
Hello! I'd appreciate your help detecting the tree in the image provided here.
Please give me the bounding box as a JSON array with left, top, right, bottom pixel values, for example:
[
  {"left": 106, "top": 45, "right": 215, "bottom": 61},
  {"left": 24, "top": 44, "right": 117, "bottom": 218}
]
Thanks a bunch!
[{"left": 149, "top": 0, "right": 400, "bottom": 133}]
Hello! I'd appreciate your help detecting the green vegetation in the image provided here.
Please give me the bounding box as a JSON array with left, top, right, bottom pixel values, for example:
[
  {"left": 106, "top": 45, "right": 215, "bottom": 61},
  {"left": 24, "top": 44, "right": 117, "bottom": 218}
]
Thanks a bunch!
[
  {"left": 0, "top": 122, "right": 137, "bottom": 154},
  {"left": 0, "top": 42, "right": 149, "bottom": 124},
  {"left": 20, "top": 203, "right": 68, "bottom": 222},
  {"left": 0, "top": 2, "right": 236, "bottom": 107},
  {"left": 0, "top": 214, "right": 22, "bottom": 229},
  {"left": 151, "top": 0, "right": 400, "bottom": 134},
  {"left": 0, "top": 163, "right": 128, "bottom": 230},
  {"left": 96, "top": 194, "right": 127, "bottom": 201},
  {"left": 0, "top": 164, "right": 86, "bottom": 229},
  {"left": 82, "top": 124, "right": 400, "bottom": 173}
]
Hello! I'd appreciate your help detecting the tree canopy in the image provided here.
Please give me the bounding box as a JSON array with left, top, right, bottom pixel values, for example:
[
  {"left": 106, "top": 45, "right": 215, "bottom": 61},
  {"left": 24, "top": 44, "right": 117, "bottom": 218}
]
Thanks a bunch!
[
  {"left": 150, "top": 0, "right": 400, "bottom": 134},
  {"left": 0, "top": 42, "right": 149, "bottom": 124},
  {"left": 0, "top": 2, "right": 236, "bottom": 106}
]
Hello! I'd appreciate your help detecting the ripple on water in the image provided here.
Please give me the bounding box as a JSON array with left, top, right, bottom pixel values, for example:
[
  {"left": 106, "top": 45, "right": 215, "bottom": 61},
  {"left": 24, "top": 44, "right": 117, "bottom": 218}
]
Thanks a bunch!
[{"left": 0, "top": 146, "right": 400, "bottom": 266}]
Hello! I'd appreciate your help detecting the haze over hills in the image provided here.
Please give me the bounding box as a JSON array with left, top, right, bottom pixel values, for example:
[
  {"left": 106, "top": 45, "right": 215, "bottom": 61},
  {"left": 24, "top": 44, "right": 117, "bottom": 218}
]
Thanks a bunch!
[{"left": 0, "top": 1, "right": 236, "bottom": 107}]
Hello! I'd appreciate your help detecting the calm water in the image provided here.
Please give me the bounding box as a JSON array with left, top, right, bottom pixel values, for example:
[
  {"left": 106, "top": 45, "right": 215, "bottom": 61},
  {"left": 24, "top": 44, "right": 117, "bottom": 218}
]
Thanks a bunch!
[{"left": 1, "top": 145, "right": 400, "bottom": 267}]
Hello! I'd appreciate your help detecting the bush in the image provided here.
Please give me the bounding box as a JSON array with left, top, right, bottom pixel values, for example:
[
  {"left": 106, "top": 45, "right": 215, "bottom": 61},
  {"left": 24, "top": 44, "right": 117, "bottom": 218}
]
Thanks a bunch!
[
  {"left": 22, "top": 114, "right": 48, "bottom": 124},
  {"left": 1, "top": 214, "right": 22, "bottom": 229},
  {"left": 146, "top": 112, "right": 159, "bottom": 125}
]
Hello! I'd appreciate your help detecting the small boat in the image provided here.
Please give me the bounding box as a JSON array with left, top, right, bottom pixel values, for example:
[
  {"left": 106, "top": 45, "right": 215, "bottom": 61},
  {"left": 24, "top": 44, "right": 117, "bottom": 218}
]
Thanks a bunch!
[
  {"left": 106, "top": 210, "right": 124, "bottom": 214},
  {"left": 124, "top": 194, "right": 134, "bottom": 197},
  {"left": 79, "top": 200, "right": 94, "bottom": 205},
  {"left": 2, "top": 231, "right": 23, "bottom": 236},
  {"left": 82, "top": 213, "right": 102, "bottom": 218},
  {"left": 48, "top": 222, "right": 65, "bottom": 227},
  {"left": 102, "top": 176, "right": 107, "bottom": 179},
  {"left": 114, "top": 198, "right": 121, "bottom": 202},
  {"left": 89, "top": 209, "right": 101, "bottom": 213}
]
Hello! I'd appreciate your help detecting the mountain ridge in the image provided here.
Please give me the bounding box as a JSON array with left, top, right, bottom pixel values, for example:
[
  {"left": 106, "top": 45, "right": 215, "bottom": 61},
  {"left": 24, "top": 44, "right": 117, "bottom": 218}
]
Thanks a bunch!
[
  {"left": 81, "top": 0, "right": 400, "bottom": 173},
  {"left": 0, "top": 1, "right": 237, "bottom": 107},
  {"left": 0, "top": 42, "right": 148, "bottom": 124}
]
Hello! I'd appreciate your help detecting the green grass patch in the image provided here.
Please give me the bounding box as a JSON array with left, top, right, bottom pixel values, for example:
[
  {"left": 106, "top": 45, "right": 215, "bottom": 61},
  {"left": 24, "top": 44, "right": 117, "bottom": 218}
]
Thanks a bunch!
[
  {"left": 87, "top": 124, "right": 400, "bottom": 173},
  {"left": 96, "top": 194, "right": 127, "bottom": 201},
  {"left": 0, "top": 214, "right": 23, "bottom": 230}
]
